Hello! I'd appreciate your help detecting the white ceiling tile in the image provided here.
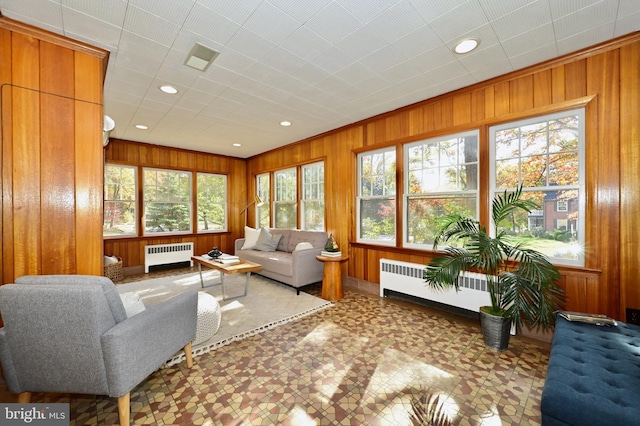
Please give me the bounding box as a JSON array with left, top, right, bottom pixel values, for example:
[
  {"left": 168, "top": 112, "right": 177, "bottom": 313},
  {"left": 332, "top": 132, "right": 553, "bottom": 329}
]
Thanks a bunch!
[
  {"left": 268, "top": 0, "right": 331, "bottom": 23},
  {"left": 61, "top": 7, "right": 123, "bottom": 48},
  {"left": 305, "top": 2, "right": 363, "bottom": 43},
  {"left": 287, "top": 63, "right": 331, "bottom": 85},
  {"left": 549, "top": 0, "right": 602, "bottom": 19},
  {"left": 359, "top": 43, "right": 408, "bottom": 72},
  {"left": 367, "top": 0, "right": 427, "bottom": 43},
  {"left": 490, "top": 1, "right": 552, "bottom": 41},
  {"left": 129, "top": 0, "right": 195, "bottom": 25},
  {"left": 556, "top": 22, "right": 616, "bottom": 55},
  {"left": 412, "top": 45, "right": 458, "bottom": 73},
  {"left": 213, "top": 48, "right": 256, "bottom": 75},
  {"left": 0, "top": 0, "right": 63, "bottom": 29},
  {"left": 261, "top": 47, "right": 306, "bottom": 74},
  {"left": 500, "top": 23, "right": 557, "bottom": 58},
  {"left": 309, "top": 46, "right": 354, "bottom": 74},
  {"left": 428, "top": 0, "right": 489, "bottom": 42},
  {"left": 614, "top": 10, "right": 640, "bottom": 37},
  {"left": 335, "top": 26, "right": 387, "bottom": 59},
  {"left": 242, "top": 2, "right": 302, "bottom": 45},
  {"left": 195, "top": 0, "right": 262, "bottom": 25},
  {"left": 553, "top": 0, "right": 618, "bottom": 40},
  {"left": 389, "top": 24, "right": 442, "bottom": 59},
  {"left": 479, "top": 0, "right": 538, "bottom": 21},
  {"left": 225, "top": 28, "right": 276, "bottom": 60},
  {"left": 509, "top": 43, "right": 559, "bottom": 70},
  {"left": 280, "top": 26, "right": 331, "bottom": 60},
  {"left": 408, "top": 0, "right": 468, "bottom": 22},
  {"left": 61, "top": 0, "right": 127, "bottom": 27},
  {"left": 182, "top": 3, "right": 240, "bottom": 44},
  {"left": 339, "top": 0, "right": 402, "bottom": 23},
  {"left": 333, "top": 62, "right": 377, "bottom": 84},
  {"left": 379, "top": 59, "right": 422, "bottom": 82},
  {"left": 123, "top": 6, "right": 181, "bottom": 47}
]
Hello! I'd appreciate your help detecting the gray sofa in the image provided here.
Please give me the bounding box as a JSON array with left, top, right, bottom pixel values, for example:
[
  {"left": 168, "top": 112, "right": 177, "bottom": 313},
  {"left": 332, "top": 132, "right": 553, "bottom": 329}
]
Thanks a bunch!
[{"left": 235, "top": 228, "right": 328, "bottom": 294}]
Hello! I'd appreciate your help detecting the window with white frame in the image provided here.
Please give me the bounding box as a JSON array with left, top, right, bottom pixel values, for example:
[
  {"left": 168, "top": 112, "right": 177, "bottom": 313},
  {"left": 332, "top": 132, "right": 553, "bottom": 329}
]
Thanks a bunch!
[
  {"left": 301, "top": 162, "right": 324, "bottom": 231},
  {"left": 274, "top": 168, "right": 297, "bottom": 228},
  {"left": 196, "top": 173, "right": 227, "bottom": 232},
  {"left": 556, "top": 200, "right": 568, "bottom": 212},
  {"left": 256, "top": 173, "right": 270, "bottom": 228},
  {"left": 104, "top": 164, "right": 137, "bottom": 237},
  {"left": 491, "top": 108, "right": 584, "bottom": 266},
  {"left": 357, "top": 147, "right": 396, "bottom": 244},
  {"left": 143, "top": 168, "right": 192, "bottom": 235},
  {"left": 404, "top": 131, "right": 479, "bottom": 248}
]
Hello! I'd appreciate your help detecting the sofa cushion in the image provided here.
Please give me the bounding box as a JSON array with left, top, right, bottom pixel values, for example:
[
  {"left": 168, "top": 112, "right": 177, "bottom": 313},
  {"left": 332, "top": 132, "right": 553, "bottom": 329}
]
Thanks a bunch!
[
  {"left": 241, "top": 226, "right": 261, "bottom": 250},
  {"left": 287, "top": 230, "right": 328, "bottom": 252},
  {"left": 269, "top": 229, "right": 291, "bottom": 252},
  {"left": 240, "top": 250, "right": 293, "bottom": 277},
  {"left": 254, "top": 228, "right": 283, "bottom": 251}
]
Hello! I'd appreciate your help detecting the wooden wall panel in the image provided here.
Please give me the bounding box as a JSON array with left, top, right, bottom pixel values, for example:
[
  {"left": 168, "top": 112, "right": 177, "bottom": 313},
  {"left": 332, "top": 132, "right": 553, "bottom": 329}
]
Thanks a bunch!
[
  {"left": 619, "top": 40, "right": 640, "bottom": 317},
  {"left": 0, "top": 17, "right": 107, "bottom": 284}
]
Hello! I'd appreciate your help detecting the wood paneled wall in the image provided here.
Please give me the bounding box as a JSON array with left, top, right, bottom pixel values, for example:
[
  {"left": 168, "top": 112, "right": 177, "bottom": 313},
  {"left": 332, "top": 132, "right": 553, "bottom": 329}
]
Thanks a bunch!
[
  {"left": 103, "top": 139, "right": 247, "bottom": 267},
  {"left": 247, "top": 33, "right": 640, "bottom": 321},
  {"left": 1, "top": 18, "right": 107, "bottom": 284}
]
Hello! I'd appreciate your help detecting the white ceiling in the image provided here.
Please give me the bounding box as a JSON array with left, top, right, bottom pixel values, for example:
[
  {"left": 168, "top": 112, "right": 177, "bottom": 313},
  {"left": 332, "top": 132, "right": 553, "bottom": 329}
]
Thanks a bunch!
[{"left": 1, "top": 0, "right": 638, "bottom": 158}]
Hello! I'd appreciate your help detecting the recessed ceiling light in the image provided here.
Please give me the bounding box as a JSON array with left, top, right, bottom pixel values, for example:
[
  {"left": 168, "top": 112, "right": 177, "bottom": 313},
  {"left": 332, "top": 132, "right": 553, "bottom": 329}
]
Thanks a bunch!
[
  {"left": 280, "top": 121, "right": 292, "bottom": 127},
  {"left": 454, "top": 38, "right": 479, "bottom": 54},
  {"left": 159, "top": 85, "right": 178, "bottom": 94},
  {"left": 135, "top": 124, "right": 148, "bottom": 130},
  {"left": 233, "top": 143, "right": 241, "bottom": 147}
]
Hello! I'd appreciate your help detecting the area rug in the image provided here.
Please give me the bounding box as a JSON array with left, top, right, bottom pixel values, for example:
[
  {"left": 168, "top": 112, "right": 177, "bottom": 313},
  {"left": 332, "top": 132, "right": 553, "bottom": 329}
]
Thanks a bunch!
[{"left": 116, "top": 271, "right": 333, "bottom": 367}]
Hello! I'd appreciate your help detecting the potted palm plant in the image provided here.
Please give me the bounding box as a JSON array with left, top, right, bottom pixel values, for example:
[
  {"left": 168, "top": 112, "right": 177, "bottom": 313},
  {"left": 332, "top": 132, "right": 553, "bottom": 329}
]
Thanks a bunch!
[{"left": 424, "top": 186, "right": 565, "bottom": 350}]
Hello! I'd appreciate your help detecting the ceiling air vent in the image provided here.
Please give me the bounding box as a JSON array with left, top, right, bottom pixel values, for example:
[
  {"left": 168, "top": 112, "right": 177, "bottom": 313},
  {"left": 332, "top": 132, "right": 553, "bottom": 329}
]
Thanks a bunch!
[{"left": 184, "top": 43, "right": 219, "bottom": 72}]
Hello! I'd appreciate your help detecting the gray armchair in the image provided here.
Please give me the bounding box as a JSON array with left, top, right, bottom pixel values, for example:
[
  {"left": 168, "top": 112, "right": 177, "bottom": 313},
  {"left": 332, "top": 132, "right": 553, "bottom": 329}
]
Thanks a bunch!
[{"left": 0, "top": 275, "right": 198, "bottom": 426}]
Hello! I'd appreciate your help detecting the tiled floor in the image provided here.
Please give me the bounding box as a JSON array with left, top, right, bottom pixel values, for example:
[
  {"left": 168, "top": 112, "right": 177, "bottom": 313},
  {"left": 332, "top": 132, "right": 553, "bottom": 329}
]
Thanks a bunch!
[{"left": 0, "top": 268, "right": 551, "bottom": 425}]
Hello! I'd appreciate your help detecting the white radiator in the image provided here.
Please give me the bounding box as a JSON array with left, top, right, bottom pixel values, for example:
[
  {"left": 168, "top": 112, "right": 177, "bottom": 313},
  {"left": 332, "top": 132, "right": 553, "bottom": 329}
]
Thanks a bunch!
[
  {"left": 145, "top": 243, "right": 194, "bottom": 273},
  {"left": 380, "top": 258, "right": 492, "bottom": 313}
]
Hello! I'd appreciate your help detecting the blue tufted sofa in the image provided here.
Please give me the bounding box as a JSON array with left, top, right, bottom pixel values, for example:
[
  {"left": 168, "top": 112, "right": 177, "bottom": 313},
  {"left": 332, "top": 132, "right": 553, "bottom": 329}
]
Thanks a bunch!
[{"left": 541, "top": 316, "right": 640, "bottom": 426}]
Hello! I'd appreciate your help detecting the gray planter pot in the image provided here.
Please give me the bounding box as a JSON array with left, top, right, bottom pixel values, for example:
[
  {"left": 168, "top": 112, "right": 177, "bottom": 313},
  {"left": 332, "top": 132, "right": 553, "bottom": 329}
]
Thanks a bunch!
[{"left": 480, "top": 309, "right": 511, "bottom": 351}]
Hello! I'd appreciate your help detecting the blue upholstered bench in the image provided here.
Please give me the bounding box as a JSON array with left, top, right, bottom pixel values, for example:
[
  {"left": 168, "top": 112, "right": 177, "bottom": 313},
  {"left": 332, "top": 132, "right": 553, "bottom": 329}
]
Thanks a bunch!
[{"left": 541, "top": 316, "right": 640, "bottom": 426}]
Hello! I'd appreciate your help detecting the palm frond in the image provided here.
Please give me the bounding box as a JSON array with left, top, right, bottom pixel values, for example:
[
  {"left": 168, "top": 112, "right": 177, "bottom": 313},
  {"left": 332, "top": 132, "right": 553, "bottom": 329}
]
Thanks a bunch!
[{"left": 492, "top": 186, "right": 539, "bottom": 226}]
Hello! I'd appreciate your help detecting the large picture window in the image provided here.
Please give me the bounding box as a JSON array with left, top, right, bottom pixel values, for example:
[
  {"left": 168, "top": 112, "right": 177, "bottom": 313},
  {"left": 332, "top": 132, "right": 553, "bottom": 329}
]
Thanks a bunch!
[
  {"left": 256, "top": 173, "right": 270, "bottom": 228},
  {"left": 301, "top": 162, "right": 324, "bottom": 231},
  {"left": 104, "top": 164, "right": 137, "bottom": 237},
  {"left": 357, "top": 147, "right": 396, "bottom": 244},
  {"left": 490, "top": 108, "right": 584, "bottom": 266},
  {"left": 404, "top": 131, "right": 479, "bottom": 248},
  {"left": 143, "top": 168, "right": 192, "bottom": 235},
  {"left": 274, "top": 168, "right": 297, "bottom": 228},
  {"left": 196, "top": 173, "right": 227, "bottom": 232}
]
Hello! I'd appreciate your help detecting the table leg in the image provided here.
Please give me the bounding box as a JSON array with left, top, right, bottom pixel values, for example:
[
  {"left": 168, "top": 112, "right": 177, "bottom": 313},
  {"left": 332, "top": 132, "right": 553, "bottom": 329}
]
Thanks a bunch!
[
  {"left": 197, "top": 263, "right": 204, "bottom": 288},
  {"left": 221, "top": 272, "right": 250, "bottom": 301}
]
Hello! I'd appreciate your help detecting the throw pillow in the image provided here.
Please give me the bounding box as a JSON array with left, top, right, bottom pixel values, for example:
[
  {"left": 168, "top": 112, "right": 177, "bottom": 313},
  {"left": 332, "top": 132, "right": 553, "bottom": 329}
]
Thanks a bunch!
[
  {"left": 254, "top": 227, "right": 283, "bottom": 251},
  {"left": 294, "top": 242, "right": 314, "bottom": 251},
  {"left": 119, "top": 292, "right": 146, "bottom": 317},
  {"left": 241, "top": 226, "right": 261, "bottom": 250}
]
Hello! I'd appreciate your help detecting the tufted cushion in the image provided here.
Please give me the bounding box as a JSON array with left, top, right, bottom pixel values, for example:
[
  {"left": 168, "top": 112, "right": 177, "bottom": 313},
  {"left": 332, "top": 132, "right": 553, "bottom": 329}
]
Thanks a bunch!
[{"left": 541, "top": 317, "right": 640, "bottom": 426}]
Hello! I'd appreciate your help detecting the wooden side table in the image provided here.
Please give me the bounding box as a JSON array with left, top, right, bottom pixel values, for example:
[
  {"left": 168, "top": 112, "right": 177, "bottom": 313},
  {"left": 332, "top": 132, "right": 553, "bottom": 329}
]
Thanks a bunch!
[{"left": 316, "top": 255, "right": 349, "bottom": 301}]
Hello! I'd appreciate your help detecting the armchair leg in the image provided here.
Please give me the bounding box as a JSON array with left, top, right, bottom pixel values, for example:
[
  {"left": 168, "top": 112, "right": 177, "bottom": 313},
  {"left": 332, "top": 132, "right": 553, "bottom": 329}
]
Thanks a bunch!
[
  {"left": 184, "top": 342, "right": 193, "bottom": 368},
  {"left": 17, "top": 392, "right": 31, "bottom": 403},
  {"left": 117, "top": 393, "right": 130, "bottom": 426}
]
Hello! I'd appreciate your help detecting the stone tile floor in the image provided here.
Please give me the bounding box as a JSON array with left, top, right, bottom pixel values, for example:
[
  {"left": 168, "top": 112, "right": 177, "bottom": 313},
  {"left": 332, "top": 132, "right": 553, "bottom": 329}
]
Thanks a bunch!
[{"left": 0, "top": 268, "right": 551, "bottom": 425}]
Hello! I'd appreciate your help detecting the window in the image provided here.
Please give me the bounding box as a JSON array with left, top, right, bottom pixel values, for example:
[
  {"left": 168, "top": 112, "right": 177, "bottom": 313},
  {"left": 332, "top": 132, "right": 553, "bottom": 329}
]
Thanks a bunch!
[
  {"left": 143, "top": 168, "right": 192, "bottom": 235},
  {"left": 301, "top": 162, "right": 324, "bottom": 231},
  {"left": 274, "top": 168, "right": 297, "bottom": 228},
  {"left": 404, "top": 131, "right": 479, "bottom": 248},
  {"left": 491, "top": 108, "right": 584, "bottom": 266},
  {"left": 357, "top": 147, "right": 396, "bottom": 244},
  {"left": 196, "top": 173, "right": 227, "bottom": 232},
  {"left": 104, "top": 164, "right": 137, "bottom": 237},
  {"left": 256, "top": 173, "right": 270, "bottom": 228}
]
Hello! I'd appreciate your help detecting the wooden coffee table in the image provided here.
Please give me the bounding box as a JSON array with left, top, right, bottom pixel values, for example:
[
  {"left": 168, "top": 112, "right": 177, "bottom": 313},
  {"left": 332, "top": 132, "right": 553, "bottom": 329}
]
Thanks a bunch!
[{"left": 191, "top": 255, "right": 262, "bottom": 300}]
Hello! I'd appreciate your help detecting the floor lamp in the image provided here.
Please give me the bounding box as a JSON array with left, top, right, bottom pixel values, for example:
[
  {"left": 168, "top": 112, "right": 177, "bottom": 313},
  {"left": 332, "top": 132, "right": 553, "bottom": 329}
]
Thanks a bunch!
[{"left": 240, "top": 195, "right": 264, "bottom": 227}]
